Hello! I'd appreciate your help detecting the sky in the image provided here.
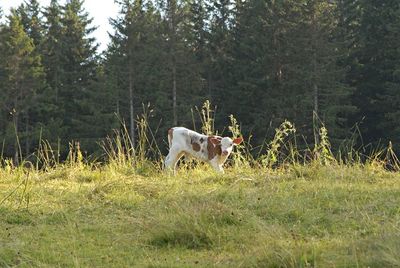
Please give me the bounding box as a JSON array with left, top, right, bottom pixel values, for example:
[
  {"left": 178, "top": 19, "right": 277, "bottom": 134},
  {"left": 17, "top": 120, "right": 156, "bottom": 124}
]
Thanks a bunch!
[{"left": 1, "top": 0, "right": 120, "bottom": 52}]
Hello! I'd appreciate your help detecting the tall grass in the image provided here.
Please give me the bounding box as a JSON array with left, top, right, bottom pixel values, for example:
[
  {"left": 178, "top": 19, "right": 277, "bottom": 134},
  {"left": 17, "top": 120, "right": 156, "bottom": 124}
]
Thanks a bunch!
[
  {"left": 35, "top": 140, "right": 60, "bottom": 170},
  {"left": 0, "top": 100, "right": 399, "bottom": 173},
  {"left": 99, "top": 104, "right": 162, "bottom": 175}
]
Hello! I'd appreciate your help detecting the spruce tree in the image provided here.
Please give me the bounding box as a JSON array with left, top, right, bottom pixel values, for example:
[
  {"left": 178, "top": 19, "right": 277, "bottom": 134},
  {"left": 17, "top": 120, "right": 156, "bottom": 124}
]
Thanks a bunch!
[
  {"left": 16, "top": 0, "right": 43, "bottom": 47},
  {"left": 0, "top": 10, "right": 45, "bottom": 161},
  {"left": 208, "top": 0, "right": 234, "bottom": 107},
  {"left": 185, "top": 0, "right": 211, "bottom": 109},
  {"left": 58, "top": 0, "right": 99, "bottom": 151},
  {"left": 295, "top": 0, "right": 355, "bottom": 146},
  {"left": 40, "top": 0, "right": 66, "bottom": 142},
  {"left": 107, "top": 0, "right": 152, "bottom": 146},
  {"left": 344, "top": 0, "right": 400, "bottom": 150},
  {"left": 0, "top": 7, "right": 6, "bottom": 140}
]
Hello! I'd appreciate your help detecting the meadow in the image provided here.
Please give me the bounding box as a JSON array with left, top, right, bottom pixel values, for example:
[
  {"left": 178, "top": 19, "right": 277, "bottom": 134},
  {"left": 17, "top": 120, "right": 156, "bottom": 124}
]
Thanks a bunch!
[{"left": 1, "top": 112, "right": 400, "bottom": 267}]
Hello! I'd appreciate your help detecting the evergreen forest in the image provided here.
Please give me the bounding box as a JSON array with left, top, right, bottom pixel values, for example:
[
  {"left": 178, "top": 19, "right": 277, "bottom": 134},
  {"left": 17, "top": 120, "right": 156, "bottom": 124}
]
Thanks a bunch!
[{"left": 0, "top": 0, "right": 399, "bottom": 161}]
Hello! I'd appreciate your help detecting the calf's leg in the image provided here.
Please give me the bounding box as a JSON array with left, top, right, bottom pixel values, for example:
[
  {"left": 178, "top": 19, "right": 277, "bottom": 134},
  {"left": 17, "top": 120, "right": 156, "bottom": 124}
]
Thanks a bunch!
[
  {"left": 209, "top": 160, "right": 224, "bottom": 174},
  {"left": 164, "top": 147, "right": 184, "bottom": 173}
]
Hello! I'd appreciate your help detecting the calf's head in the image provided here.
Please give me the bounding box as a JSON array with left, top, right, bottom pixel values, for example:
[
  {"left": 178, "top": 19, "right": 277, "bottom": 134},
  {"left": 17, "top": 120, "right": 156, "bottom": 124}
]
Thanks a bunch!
[{"left": 209, "top": 136, "right": 243, "bottom": 157}]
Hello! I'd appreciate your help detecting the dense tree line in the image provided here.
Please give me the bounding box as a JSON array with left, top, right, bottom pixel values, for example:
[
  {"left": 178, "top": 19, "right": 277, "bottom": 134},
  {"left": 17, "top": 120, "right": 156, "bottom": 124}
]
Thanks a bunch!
[{"left": 0, "top": 0, "right": 399, "bottom": 161}]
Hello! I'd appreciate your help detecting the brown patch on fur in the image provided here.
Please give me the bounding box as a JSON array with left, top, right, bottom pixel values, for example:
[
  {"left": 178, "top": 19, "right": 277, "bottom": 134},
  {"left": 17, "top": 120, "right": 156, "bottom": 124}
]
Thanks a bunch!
[
  {"left": 192, "top": 142, "right": 201, "bottom": 152},
  {"left": 207, "top": 136, "right": 222, "bottom": 160}
]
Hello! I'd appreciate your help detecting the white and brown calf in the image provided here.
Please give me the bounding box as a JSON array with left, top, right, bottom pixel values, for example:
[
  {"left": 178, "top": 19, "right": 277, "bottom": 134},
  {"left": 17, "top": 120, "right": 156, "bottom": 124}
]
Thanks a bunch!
[{"left": 164, "top": 127, "right": 243, "bottom": 173}]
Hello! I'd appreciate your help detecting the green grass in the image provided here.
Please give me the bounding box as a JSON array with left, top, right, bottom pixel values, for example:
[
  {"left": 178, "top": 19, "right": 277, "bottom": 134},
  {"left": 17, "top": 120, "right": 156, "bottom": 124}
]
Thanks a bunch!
[{"left": 1, "top": 163, "right": 400, "bottom": 267}]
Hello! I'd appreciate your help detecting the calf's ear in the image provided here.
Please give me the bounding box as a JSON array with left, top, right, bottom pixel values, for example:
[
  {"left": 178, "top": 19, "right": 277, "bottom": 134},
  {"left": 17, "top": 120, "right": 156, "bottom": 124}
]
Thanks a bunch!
[{"left": 233, "top": 137, "right": 243, "bottom": 145}]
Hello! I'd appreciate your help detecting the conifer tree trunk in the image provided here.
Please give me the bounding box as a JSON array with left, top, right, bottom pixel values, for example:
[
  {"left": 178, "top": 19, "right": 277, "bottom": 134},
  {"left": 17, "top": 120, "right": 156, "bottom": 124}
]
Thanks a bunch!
[
  {"left": 13, "top": 108, "right": 19, "bottom": 165},
  {"left": 172, "top": 56, "right": 177, "bottom": 126},
  {"left": 55, "top": 70, "right": 58, "bottom": 103},
  {"left": 25, "top": 114, "right": 30, "bottom": 156},
  {"left": 168, "top": 0, "right": 178, "bottom": 126},
  {"left": 129, "top": 57, "right": 135, "bottom": 148},
  {"left": 273, "top": 30, "right": 282, "bottom": 82},
  {"left": 311, "top": 6, "right": 319, "bottom": 147},
  {"left": 311, "top": 9, "right": 318, "bottom": 118}
]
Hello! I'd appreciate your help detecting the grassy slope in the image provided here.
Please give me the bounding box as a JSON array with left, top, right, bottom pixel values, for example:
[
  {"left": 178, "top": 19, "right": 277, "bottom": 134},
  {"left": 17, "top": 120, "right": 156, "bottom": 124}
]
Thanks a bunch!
[{"left": 1, "top": 164, "right": 400, "bottom": 267}]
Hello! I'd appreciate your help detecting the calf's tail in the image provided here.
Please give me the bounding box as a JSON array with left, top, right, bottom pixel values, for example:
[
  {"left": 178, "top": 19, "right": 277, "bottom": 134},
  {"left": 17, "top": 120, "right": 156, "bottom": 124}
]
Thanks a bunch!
[{"left": 167, "top": 128, "right": 174, "bottom": 148}]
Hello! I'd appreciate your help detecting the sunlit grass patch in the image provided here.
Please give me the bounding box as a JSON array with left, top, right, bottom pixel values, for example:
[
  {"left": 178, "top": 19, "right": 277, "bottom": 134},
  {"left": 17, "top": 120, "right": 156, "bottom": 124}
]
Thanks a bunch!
[{"left": 1, "top": 164, "right": 400, "bottom": 267}]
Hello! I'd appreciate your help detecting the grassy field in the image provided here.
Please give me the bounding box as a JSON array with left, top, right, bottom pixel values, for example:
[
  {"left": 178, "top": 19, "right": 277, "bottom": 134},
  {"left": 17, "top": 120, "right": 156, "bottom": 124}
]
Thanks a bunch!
[{"left": 1, "top": 162, "right": 400, "bottom": 267}]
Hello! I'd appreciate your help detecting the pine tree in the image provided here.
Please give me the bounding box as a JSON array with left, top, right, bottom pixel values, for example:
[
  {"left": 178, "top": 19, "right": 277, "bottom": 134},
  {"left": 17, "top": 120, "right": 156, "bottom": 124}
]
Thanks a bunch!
[
  {"left": 208, "top": 0, "right": 234, "bottom": 107},
  {"left": 16, "top": 0, "right": 43, "bottom": 47},
  {"left": 40, "top": 0, "right": 67, "bottom": 142},
  {"left": 0, "top": 10, "right": 45, "bottom": 161},
  {"left": 344, "top": 0, "right": 400, "bottom": 150},
  {"left": 107, "top": 0, "right": 155, "bottom": 146},
  {"left": 226, "top": 0, "right": 269, "bottom": 139},
  {"left": 162, "top": 0, "right": 190, "bottom": 126},
  {"left": 42, "top": 0, "right": 63, "bottom": 100},
  {"left": 184, "top": 0, "right": 212, "bottom": 109},
  {"left": 186, "top": 0, "right": 209, "bottom": 64},
  {"left": 0, "top": 7, "right": 6, "bottom": 140},
  {"left": 296, "top": 0, "right": 355, "bottom": 145},
  {"left": 58, "top": 0, "right": 99, "bottom": 151}
]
